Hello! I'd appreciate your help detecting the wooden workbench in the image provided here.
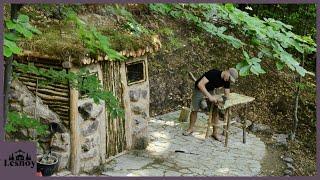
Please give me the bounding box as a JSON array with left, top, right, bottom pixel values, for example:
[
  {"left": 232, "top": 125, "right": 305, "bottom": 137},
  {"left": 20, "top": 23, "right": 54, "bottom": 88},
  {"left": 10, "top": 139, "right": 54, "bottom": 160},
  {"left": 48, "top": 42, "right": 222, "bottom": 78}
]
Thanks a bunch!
[{"left": 209, "top": 93, "right": 255, "bottom": 147}]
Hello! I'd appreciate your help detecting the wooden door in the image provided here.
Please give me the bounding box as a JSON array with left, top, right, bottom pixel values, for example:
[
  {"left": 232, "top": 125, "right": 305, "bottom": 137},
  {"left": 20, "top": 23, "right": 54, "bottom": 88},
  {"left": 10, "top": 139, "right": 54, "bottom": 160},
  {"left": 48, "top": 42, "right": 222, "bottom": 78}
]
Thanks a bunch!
[{"left": 102, "top": 61, "right": 126, "bottom": 158}]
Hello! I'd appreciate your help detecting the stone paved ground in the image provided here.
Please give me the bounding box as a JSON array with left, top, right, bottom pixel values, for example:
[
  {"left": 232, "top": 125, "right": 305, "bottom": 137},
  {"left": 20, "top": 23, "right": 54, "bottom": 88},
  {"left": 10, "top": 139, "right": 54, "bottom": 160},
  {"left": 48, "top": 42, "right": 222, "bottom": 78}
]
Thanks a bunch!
[{"left": 100, "top": 111, "right": 266, "bottom": 176}]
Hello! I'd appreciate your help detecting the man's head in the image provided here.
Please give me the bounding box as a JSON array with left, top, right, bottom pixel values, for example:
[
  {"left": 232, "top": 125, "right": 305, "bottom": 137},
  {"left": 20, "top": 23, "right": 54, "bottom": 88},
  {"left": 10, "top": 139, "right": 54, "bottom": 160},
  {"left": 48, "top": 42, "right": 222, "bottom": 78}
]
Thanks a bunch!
[{"left": 223, "top": 68, "right": 238, "bottom": 83}]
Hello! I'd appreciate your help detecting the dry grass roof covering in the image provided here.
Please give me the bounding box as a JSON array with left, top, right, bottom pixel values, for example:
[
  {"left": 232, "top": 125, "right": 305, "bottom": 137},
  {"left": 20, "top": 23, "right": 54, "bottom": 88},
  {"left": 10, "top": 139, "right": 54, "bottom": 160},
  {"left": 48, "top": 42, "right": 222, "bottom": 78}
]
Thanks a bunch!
[{"left": 18, "top": 11, "right": 161, "bottom": 65}]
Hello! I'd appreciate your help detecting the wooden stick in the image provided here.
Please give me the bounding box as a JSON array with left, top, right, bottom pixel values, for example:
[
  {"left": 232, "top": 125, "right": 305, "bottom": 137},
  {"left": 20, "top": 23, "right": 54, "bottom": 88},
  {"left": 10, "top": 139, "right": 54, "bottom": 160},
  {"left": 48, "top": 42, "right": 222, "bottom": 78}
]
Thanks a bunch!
[
  {"left": 224, "top": 108, "right": 230, "bottom": 147},
  {"left": 25, "top": 86, "right": 69, "bottom": 97},
  {"left": 243, "top": 104, "right": 248, "bottom": 144},
  {"left": 205, "top": 102, "right": 214, "bottom": 138},
  {"left": 188, "top": 72, "right": 197, "bottom": 81},
  {"left": 36, "top": 93, "right": 69, "bottom": 102},
  {"left": 34, "top": 78, "right": 38, "bottom": 120}
]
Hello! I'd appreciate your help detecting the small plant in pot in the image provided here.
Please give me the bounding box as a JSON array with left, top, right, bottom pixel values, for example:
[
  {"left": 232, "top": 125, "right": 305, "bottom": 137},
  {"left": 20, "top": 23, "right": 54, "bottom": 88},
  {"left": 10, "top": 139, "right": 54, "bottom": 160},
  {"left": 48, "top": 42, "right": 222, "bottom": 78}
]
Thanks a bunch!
[
  {"left": 37, "top": 124, "right": 62, "bottom": 176},
  {"left": 37, "top": 152, "right": 59, "bottom": 176},
  {"left": 5, "top": 111, "right": 59, "bottom": 176}
]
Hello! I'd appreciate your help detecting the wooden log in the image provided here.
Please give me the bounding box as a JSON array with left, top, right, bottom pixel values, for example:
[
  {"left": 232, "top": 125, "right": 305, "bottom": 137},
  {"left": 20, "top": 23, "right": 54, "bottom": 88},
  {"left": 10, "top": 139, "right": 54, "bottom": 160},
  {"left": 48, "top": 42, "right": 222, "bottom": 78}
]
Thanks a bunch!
[
  {"left": 98, "top": 55, "right": 103, "bottom": 61},
  {"left": 51, "top": 107, "right": 69, "bottom": 112},
  {"left": 243, "top": 104, "right": 248, "bottom": 144},
  {"left": 24, "top": 83, "right": 69, "bottom": 94},
  {"left": 125, "top": 51, "right": 130, "bottom": 57},
  {"left": 51, "top": 108, "right": 69, "bottom": 115},
  {"left": 224, "top": 108, "right": 231, "bottom": 147},
  {"left": 15, "top": 51, "right": 63, "bottom": 66},
  {"left": 205, "top": 102, "right": 214, "bottom": 138},
  {"left": 19, "top": 76, "right": 69, "bottom": 87},
  {"left": 154, "top": 44, "right": 159, "bottom": 51},
  {"left": 178, "top": 107, "right": 190, "bottom": 122},
  {"left": 36, "top": 93, "right": 69, "bottom": 102},
  {"left": 24, "top": 86, "right": 69, "bottom": 97},
  {"left": 104, "top": 55, "right": 109, "bottom": 60},
  {"left": 42, "top": 100, "right": 69, "bottom": 105},
  {"left": 81, "top": 57, "right": 89, "bottom": 65},
  {"left": 122, "top": 50, "right": 127, "bottom": 57},
  {"left": 60, "top": 117, "right": 70, "bottom": 121},
  {"left": 69, "top": 67, "right": 80, "bottom": 175},
  {"left": 15, "top": 61, "right": 63, "bottom": 70},
  {"left": 53, "top": 111, "right": 70, "bottom": 117},
  {"left": 56, "top": 114, "right": 69, "bottom": 119}
]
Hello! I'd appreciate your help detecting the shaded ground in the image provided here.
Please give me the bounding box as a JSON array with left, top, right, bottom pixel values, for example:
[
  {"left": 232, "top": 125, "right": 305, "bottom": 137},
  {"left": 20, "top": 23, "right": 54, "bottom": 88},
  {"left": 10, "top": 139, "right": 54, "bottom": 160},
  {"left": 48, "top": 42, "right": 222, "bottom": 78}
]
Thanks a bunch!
[
  {"left": 102, "top": 111, "right": 266, "bottom": 176},
  {"left": 54, "top": 110, "right": 297, "bottom": 177},
  {"left": 100, "top": 111, "right": 305, "bottom": 177}
]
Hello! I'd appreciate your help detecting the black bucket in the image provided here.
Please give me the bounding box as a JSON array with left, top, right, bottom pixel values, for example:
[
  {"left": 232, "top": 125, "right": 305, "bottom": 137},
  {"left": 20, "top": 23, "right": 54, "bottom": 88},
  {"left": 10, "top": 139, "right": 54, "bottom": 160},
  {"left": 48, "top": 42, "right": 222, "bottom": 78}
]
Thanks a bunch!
[{"left": 37, "top": 154, "right": 59, "bottom": 176}]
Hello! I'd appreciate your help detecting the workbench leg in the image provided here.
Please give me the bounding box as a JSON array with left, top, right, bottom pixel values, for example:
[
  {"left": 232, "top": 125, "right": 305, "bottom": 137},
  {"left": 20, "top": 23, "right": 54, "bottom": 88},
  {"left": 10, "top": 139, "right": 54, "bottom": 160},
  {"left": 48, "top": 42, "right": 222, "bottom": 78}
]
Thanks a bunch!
[
  {"left": 242, "top": 104, "right": 248, "bottom": 144},
  {"left": 224, "top": 108, "right": 230, "bottom": 147},
  {"left": 205, "top": 102, "right": 214, "bottom": 138}
]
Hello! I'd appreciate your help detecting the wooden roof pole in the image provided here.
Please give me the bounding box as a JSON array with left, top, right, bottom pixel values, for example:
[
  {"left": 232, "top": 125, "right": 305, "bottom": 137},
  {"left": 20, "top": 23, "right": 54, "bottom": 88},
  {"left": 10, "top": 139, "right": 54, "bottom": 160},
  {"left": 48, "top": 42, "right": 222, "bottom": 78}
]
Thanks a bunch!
[{"left": 69, "top": 67, "right": 80, "bottom": 175}]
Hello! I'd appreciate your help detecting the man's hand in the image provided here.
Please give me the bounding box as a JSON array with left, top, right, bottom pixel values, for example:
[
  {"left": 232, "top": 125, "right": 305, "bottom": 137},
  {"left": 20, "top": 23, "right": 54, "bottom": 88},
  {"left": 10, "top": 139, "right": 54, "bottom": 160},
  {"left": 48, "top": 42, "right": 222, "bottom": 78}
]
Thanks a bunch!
[{"left": 208, "top": 95, "right": 217, "bottom": 103}]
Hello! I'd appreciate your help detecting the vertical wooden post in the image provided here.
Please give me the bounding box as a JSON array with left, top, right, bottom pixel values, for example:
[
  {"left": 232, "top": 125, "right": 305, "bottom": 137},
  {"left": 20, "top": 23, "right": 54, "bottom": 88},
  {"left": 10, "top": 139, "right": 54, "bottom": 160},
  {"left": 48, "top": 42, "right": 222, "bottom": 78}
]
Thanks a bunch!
[
  {"left": 243, "top": 104, "right": 248, "bottom": 144},
  {"left": 97, "top": 63, "right": 106, "bottom": 162},
  {"left": 120, "top": 63, "right": 132, "bottom": 149},
  {"left": 223, "top": 108, "right": 228, "bottom": 141},
  {"left": 70, "top": 67, "right": 80, "bottom": 175},
  {"left": 224, "top": 108, "right": 231, "bottom": 147},
  {"left": 205, "top": 102, "right": 214, "bottom": 138}
]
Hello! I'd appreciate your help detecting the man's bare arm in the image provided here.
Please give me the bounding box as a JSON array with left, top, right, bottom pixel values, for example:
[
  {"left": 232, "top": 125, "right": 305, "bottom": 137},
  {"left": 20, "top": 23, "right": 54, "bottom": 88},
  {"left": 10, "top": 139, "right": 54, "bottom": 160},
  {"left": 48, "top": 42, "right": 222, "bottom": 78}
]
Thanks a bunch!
[
  {"left": 224, "top": 88, "right": 230, "bottom": 99},
  {"left": 197, "top": 77, "right": 216, "bottom": 102}
]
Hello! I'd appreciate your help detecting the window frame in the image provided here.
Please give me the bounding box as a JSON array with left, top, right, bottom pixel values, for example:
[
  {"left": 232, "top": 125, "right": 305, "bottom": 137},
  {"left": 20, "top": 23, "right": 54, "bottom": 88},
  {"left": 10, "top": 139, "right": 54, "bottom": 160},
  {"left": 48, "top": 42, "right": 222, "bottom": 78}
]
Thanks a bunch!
[{"left": 125, "top": 60, "right": 146, "bottom": 86}]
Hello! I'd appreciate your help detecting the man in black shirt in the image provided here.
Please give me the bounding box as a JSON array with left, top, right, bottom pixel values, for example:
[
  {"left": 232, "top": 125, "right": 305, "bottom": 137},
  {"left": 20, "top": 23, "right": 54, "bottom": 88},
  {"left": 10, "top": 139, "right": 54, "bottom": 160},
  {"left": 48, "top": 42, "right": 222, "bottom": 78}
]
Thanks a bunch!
[{"left": 183, "top": 68, "right": 238, "bottom": 142}]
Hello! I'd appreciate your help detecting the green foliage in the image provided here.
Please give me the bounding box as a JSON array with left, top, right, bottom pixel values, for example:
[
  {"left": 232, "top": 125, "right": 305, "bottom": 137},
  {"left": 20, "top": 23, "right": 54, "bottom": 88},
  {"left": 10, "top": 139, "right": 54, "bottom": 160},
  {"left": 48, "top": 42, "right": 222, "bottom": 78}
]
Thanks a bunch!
[
  {"left": 236, "top": 50, "right": 266, "bottom": 76},
  {"left": 5, "top": 111, "right": 49, "bottom": 139},
  {"left": 13, "top": 61, "right": 124, "bottom": 119},
  {"left": 157, "top": 27, "right": 174, "bottom": 37},
  {"left": 216, "top": 4, "right": 316, "bottom": 77},
  {"left": 66, "top": 10, "right": 126, "bottom": 61},
  {"left": 76, "top": 69, "right": 124, "bottom": 118},
  {"left": 106, "top": 5, "right": 150, "bottom": 36},
  {"left": 148, "top": 3, "right": 316, "bottom": 77},
  {"left": 4, "top": 14, "right": 41, "bottom": 57},
  {"left": 238, "top": 4, "right": 316, "bottom": 39}
]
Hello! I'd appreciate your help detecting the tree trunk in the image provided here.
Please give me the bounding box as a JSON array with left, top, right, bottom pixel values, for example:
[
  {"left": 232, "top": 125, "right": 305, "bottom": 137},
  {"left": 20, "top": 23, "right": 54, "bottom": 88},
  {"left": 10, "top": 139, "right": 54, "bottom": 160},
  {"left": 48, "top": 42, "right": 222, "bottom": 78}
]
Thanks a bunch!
[
  {"left": 290, "top": 10, "right": 308, "bottom": 141},
  {"left": 291, "top": 52, "right": 305, "bottom": 140},
  {"left": 3, "top": 4, "right": 23, "bottom": 140},
  {"left": 291, "top": 76, "right": 301, "bottom": 140}
]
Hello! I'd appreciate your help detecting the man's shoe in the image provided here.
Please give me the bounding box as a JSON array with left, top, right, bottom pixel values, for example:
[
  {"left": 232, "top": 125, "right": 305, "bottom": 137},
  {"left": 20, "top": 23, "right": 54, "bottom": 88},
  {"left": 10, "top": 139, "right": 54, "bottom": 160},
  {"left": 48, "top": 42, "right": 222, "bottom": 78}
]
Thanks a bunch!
[{"left": 182, "top": 130, "right": 193, "bottom": 136}]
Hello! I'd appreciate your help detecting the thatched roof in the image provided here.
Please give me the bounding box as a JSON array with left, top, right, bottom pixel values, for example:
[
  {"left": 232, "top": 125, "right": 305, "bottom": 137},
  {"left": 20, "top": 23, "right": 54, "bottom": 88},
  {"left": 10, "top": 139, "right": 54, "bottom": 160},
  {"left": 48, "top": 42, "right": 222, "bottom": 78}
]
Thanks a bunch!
[{"left": 17, "top": 13, "right": 162, "bottom": 66}]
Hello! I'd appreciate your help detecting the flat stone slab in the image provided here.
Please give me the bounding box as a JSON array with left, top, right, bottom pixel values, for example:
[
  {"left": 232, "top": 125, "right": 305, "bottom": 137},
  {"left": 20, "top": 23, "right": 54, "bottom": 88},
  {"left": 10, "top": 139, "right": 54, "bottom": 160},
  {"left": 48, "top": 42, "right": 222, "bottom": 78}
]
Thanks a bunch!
[{"left": 101, "top": 110, "right": 266, "bottom": 176}]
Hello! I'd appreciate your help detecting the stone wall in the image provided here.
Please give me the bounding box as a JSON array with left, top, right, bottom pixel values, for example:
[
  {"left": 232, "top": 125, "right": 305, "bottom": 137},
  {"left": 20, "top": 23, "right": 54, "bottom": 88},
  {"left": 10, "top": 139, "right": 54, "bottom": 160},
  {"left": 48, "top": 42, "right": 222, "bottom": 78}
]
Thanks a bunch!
[
  {"left": 51, "top": 132, "right": 71, "bottom": 171},
  {"left": 77, "top": 64, "right": 106, "bottom": 173},
  {"left": 78, "top": 98, "right": 105, "bottom": 172},
  {"left": 8, "top": 79, "right": 70, "bottom": 171},
  {"left": 121, "top": 57, "right": 150, "bottom": 150}
]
